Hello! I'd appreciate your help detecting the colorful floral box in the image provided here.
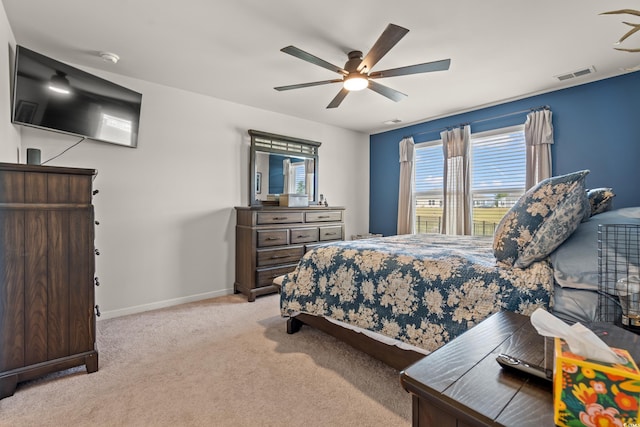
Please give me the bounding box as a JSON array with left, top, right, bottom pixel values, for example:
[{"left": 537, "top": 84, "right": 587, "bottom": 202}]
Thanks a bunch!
[{"left": 554, "top": 337, "right": 640, "bottom": 426}]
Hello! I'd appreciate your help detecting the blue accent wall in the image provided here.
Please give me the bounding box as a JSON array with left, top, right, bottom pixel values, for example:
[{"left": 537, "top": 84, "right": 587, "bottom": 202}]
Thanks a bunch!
[
  {"left": 269, "top": 154, "right": 285, "bottom": 194},
  {"left": 370, "top": 72, "right": 640, "bottom": 236}
]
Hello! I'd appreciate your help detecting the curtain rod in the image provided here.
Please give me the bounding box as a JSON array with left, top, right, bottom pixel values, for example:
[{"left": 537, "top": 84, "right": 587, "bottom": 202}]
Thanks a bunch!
[{"left": 404, "top": 105, "right": 550, "bottom": 139}]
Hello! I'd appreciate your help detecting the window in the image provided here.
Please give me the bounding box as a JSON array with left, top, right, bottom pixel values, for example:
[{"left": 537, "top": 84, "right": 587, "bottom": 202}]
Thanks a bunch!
[
  {"left": 415, "top": 141, "right": 444, "bottom": 234},
  {"left": 414, "top": 125, "right": 526, "bottom": 236}
]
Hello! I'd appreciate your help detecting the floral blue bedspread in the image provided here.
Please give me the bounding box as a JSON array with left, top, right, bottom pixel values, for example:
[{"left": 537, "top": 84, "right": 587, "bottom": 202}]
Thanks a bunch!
[{"left": 280, "top": 234, "right": 554, "bottom": 352}]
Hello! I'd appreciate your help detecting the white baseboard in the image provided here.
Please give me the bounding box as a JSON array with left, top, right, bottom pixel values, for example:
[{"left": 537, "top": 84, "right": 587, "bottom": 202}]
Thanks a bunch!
[{"left": 97, "top": 288, "right": 235, "bottom": 320}]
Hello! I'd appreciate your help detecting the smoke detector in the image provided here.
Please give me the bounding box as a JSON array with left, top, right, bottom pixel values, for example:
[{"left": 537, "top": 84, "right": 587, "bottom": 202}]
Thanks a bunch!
[{"left": 99, "top": 51, "right": 120, "bottom": 64}]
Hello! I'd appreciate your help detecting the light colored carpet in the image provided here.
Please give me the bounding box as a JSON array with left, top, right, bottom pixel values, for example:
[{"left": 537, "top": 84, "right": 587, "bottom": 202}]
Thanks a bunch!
[{"left": 0, "top": 294, "right": 411, "bottom": 426}]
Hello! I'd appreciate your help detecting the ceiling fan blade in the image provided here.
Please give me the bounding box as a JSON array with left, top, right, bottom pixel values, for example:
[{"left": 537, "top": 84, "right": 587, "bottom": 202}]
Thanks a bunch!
[
  {"left": 281, "top": 46, "right": 348, "bottom": 75},
  {"left": 368, "top": 81, "right": 407, "bottom": 102},
  {"left": 274, "top": 79, "right": 343, "bottom": 91},
  {"left": 368, "top": 59, "right": 451, "bottom": 79},
  {"left": 327, "top": 88, "right": 349, "bottom": 108},
  {"left": 357, "top": 24, "right": 409, "bottom": 73}
]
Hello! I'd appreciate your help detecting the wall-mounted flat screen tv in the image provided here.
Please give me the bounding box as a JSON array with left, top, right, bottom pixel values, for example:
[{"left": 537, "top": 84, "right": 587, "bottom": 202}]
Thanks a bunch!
[{"left": 12, "top": 45, "right": 142, "bottom": 148}]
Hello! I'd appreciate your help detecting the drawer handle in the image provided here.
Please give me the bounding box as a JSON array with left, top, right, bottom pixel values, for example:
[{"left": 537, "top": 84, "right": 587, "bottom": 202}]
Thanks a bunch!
[
  {"left": 265, "top": 237, "right": 282, "bottom": 241},
  {"left": 324, "top": 232, "right": 337, "bottom": 236},
  {"left": 297, "top": 234, "right": 311, "bottom": 238},
  {"left": 273, "top": 217, "right": 289, "bottom": 220},
  {"left": 317, "top": 215, "right": 330, "bottom": 219},
  {"left": 270, "top": 255, "right": 289, "bottom": 259}
]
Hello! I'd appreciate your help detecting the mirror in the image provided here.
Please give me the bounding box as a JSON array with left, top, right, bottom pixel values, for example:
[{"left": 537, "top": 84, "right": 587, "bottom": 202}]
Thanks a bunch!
[{"left": 249, "top": 130, "right": 320, "bottom": 206}]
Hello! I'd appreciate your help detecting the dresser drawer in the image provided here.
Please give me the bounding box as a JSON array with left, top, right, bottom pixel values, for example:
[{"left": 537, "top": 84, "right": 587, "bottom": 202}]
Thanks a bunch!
[
  {"left": 256, "top": 264, "right": 297, "bottom": 288},
  {"left": 290, "top": 227, "right": 319, "bottom": 244},
  {"left": 320, "top": 225, "right": 343, "bottom": 241},
  {"left": 257, "top": 246, "right": 304, "bottom": 267},
  {"left": 305, "top": 211, "right": 342, "bottom": 223},
  {"left": 257, "top": 229, "right": 288, "bottom": 247},
  {"left": 257, "top": 212, "right": 304, "bottom": 225}
]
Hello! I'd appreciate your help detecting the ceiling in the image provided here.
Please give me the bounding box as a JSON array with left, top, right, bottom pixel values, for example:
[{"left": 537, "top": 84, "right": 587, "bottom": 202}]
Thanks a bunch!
[{"left": 3, "top": 0, "right": 640, "bottom": 134}]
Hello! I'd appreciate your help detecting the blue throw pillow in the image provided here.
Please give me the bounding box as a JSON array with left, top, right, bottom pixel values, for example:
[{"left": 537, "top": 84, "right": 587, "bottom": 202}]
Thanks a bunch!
[{"left": 493, "top": 170, "right": 590, "bottom": 268}]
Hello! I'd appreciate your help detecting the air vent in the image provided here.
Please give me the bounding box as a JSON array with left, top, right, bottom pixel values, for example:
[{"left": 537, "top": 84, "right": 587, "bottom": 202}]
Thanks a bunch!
[{"left": 555, "top": 66, "right": 596, "bottom": 81}]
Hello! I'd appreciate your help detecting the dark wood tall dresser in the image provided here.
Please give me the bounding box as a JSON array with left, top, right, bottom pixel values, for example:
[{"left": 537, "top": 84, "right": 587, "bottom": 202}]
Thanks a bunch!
[
  {"left": 235, "top": 206, "right": 345, "bottom": 301},
  {"left": 0, "top": 162, "right": 98, "bottom": 399}
]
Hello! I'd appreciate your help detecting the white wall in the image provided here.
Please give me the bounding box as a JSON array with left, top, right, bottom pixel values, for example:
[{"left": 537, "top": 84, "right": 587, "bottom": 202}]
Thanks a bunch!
[
  {"left": 17, "top": 67, "right": 369, "bottom": 318},
  {"left": 0, "top": 3, "right": 20, "bottom": 161}
]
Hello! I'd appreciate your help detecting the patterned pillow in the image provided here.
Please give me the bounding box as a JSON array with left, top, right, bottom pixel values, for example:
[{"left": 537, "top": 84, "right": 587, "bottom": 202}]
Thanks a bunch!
[
  {"left": 493, "top": 170, "right": 590, "bottom": 268},
  {"left": 587, "top": 187, "right": 615, "bottom": 216}
]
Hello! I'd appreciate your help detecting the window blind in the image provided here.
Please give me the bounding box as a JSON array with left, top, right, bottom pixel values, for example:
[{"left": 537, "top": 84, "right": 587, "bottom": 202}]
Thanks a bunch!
[
  {"left": 415, "top": 143, "right": 443, "bottom": 194},
  {"left": 472, "top": 129, "right": 526, "bottom": 193}
]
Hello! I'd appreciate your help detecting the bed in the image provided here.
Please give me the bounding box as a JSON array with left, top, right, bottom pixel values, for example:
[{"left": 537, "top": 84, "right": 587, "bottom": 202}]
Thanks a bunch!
[
  {"left": 279, "top": 171, "right": 639, "bottom": 369},
  {"left": 280, "top": 234, "right": 554, "bottom": 368}
]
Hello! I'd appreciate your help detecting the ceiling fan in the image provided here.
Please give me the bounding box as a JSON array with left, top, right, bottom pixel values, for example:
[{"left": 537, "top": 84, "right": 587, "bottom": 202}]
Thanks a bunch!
[{"left": 274, "top": 23, "right": 451, "bottom": 109}]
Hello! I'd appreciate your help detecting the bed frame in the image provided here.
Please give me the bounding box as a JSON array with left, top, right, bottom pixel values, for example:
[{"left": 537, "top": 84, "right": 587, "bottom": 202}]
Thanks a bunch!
[{"left": 286, "top": 313, "right": 426, "bottom": 370}]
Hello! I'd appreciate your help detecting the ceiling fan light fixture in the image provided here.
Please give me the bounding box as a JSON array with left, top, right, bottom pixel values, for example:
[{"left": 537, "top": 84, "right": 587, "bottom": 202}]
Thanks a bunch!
[
  {"left": 343, "top": 75, "right": 368, "bottom": 91},
  {"left": 276, "top": 24, "right": 450, "bottom": 108}
]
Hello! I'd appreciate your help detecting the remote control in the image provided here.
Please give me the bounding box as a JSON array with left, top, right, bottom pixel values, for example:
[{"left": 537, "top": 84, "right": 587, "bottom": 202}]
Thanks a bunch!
[{"left": 496, "top": 353, "right": 552, "bottom": 382}]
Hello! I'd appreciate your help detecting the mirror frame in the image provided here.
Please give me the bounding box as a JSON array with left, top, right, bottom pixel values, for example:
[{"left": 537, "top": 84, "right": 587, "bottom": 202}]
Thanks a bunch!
[{"left": 248, "top": 129, "right": 321, "bottom": 206}]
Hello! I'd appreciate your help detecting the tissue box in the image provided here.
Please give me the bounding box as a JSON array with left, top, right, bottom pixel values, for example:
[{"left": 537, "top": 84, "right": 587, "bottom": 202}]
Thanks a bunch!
[
  {"left": 554, "top": 337, "right": 640, "bottom": 426},
  {"left": 279, "top": 194, "right": 308, "bottom": 207}
]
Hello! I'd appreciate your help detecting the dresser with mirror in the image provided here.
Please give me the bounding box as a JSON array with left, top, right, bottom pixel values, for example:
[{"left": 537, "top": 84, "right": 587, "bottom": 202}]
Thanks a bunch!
[{"left": 235, "top": 130, "right": 345, "bottom": 301}]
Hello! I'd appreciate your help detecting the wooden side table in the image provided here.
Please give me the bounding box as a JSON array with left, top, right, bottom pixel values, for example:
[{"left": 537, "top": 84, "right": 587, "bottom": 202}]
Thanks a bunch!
[{"left": 400, "top": 311, "right": 640, "bottom": 427}]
